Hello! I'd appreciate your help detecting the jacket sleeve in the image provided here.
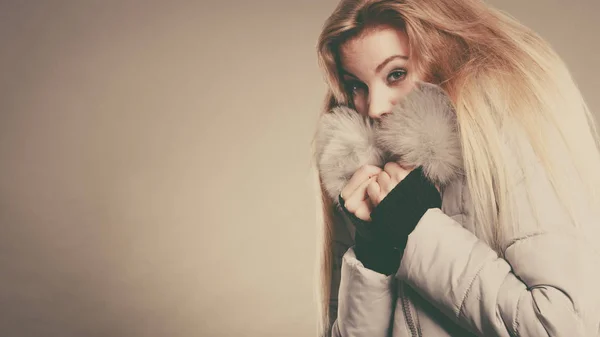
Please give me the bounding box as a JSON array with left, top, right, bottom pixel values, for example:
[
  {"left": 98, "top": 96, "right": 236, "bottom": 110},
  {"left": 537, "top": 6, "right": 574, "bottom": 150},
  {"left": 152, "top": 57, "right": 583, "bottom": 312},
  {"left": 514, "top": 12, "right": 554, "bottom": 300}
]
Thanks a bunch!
[
  {"left": 327, "top": 209, "right": 396, "bottom": 337},
  {"left": 396, "top": 138, "right": 600, "bottom": 336},
  {"left": 331, "top": 247, "right": 396, "bottom": 337}
]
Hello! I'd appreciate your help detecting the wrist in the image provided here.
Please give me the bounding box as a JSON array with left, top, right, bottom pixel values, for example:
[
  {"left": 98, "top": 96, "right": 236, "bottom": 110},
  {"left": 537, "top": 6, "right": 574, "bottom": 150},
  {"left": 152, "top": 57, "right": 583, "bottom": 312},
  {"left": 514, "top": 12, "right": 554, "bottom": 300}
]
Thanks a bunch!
[
  {"left": 338, "top": 193, "right": 401, "bottom": 275},
  {"left": 370, "top": 167, "right": 441, "bottom": 249},
  {"left": 354, "top": 232, "right": 401, "bottom": 276}
]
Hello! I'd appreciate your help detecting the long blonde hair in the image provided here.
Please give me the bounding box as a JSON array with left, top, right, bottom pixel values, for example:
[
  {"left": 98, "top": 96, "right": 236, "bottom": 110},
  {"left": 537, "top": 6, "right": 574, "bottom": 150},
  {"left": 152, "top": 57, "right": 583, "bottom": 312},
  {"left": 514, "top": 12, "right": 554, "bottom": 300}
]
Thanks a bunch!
[{"left": 311, "top": 0, "right": 600, "bottom": 336}]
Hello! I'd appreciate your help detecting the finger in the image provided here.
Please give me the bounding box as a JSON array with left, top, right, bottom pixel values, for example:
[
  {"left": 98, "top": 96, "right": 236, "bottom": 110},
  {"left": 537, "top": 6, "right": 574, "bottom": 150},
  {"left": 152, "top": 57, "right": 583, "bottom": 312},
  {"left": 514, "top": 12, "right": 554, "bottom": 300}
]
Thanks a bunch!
[
  {"left": 341, "top": 165, "right": 382, "bottom": 200},
  {"left": 344, "top": 176, "right": 376, "bottom": 213},
  {"left": 376, "top": 171, "right": 393, "bottom": 195},
  {"left": 354, "top": 203, "right": 373, "bottom": 221},
  {"left": 365, "top": 195, "right": 375, "bottom": 210},
  {"left": 366, "top": 179, "right": 381, "bottom": 207},
  {"left": 383, "top": 162, "right": 411, "bottom": 184}
]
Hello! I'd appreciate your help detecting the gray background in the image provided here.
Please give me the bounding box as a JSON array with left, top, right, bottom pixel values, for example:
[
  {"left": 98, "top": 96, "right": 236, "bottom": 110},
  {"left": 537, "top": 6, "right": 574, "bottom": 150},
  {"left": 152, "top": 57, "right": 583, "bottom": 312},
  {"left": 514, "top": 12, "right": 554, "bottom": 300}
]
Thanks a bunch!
[{"left": 1, "top": 1, "right": 598, "bottom": 336}]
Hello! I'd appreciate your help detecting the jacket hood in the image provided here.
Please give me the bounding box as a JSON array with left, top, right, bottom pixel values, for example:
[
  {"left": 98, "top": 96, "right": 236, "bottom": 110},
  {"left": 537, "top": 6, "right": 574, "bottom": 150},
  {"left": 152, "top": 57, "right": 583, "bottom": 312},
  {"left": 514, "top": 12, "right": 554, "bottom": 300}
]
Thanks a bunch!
[{"left": 314, "top": 81, "right": 464, "bottom": 206}]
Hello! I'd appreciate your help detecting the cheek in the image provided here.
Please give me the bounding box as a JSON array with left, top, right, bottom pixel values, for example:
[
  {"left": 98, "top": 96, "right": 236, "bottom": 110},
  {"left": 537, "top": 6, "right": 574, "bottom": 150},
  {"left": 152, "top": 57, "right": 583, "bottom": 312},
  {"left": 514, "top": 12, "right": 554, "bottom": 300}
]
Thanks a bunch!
[
  {"left": 392, "top": 80, "right": 419, "bottom": 102},
  {"left": 353, "top": 95, "right": 368, "bottom": 116},
  {"left": 395, "top": 86, "right": 412, "bottom": 100}
]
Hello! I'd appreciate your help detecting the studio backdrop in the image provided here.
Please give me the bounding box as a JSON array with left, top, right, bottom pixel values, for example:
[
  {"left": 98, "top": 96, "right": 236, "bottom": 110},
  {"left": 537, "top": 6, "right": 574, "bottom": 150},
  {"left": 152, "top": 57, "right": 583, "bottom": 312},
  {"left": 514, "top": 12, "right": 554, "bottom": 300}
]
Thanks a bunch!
[{"left": 0, "top": 1, "right": 598, "bottom": 336}]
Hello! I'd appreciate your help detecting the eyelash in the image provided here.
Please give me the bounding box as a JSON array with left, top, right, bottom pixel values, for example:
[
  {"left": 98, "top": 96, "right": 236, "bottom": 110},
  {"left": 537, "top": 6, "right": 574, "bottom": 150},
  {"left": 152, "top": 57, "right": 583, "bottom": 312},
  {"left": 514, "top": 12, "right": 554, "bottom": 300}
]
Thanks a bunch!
[
  {"left": 387, "top": 69, "right": 407, "bottom": 82},
  {"left": 345, "top": 68, "right": 408, "bottom": 95}
]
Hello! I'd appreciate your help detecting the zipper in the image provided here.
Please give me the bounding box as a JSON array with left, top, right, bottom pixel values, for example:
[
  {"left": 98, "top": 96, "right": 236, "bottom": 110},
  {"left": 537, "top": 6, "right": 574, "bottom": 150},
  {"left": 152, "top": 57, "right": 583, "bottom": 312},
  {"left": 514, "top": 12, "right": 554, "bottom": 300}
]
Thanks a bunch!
[{"left": 399, "top": 281, "right": 421, "bottom": 337}]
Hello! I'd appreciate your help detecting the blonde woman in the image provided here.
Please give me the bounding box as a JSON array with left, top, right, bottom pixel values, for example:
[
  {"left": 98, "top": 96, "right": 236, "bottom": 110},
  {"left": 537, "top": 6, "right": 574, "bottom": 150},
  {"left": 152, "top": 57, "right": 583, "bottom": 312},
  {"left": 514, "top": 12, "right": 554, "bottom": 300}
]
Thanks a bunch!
[{"left": 311, "top": 0, "right": 600, "bottom": 336}]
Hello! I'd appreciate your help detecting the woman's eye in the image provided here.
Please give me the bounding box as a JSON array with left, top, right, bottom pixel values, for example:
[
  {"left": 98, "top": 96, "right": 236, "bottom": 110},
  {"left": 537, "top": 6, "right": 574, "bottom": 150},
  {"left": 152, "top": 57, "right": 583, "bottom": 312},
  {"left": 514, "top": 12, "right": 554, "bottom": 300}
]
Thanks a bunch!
[
  {"left": 345, "top": 81, "right": 365, "bottom": 95},
  {"left": 387, "top": 69, "right": 407, "bottom": 83}
]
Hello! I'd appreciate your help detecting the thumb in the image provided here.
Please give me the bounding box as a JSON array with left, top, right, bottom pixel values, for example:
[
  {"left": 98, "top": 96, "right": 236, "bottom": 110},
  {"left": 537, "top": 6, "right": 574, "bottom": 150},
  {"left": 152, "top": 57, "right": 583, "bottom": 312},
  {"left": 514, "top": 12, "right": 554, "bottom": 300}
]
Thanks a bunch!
[{"left": 366, "top": 178, "right": 381, "bottom": 207}]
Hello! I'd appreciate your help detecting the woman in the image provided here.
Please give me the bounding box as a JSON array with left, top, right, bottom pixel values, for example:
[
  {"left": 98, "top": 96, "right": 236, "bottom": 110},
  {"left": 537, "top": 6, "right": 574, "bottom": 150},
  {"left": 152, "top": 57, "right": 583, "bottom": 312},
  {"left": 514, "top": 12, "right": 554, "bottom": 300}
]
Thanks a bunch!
[{"left": 311, "top": 0, "right": 600, "bottom": 336}]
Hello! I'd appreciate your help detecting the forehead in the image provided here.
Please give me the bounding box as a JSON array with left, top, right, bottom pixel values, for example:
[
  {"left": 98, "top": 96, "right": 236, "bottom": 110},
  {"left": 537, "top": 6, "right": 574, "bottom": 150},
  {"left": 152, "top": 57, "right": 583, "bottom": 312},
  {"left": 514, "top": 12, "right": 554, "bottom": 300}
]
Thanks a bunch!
[{"left": 339, "top": 26, "right": 409, "bottom": 75}]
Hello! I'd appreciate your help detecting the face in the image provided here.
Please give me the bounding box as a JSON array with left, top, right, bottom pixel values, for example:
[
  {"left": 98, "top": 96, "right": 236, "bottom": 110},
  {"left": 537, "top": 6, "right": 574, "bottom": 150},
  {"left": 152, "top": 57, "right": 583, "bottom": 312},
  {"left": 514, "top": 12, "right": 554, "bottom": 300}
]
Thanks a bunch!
[{"left": 339, "top": 25, "right": 422, "bottom": 119}]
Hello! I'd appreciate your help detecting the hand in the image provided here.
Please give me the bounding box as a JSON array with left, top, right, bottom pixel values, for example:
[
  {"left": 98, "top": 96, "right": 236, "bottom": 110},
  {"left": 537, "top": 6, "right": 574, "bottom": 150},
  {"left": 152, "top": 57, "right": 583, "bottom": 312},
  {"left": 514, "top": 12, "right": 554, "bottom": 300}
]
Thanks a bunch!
[
  {"left": 367, "top": 162, "right": 413, "bottom": 208},
  {"left": 340, "top": 165, "right": 382, "bottom": 221},
  {"left": 367, "top": 162, "right": 440, "bottom": 208},
  {"left": 341, "top": 163, "right": 443, "bottom": 276}
]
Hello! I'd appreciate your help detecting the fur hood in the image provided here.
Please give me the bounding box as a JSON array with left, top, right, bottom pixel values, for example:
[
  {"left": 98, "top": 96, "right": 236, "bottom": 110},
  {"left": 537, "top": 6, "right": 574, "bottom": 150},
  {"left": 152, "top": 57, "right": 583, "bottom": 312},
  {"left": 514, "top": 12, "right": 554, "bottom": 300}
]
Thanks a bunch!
[{"left": 314, "top": 81, "right": 465, "bottom": 206}]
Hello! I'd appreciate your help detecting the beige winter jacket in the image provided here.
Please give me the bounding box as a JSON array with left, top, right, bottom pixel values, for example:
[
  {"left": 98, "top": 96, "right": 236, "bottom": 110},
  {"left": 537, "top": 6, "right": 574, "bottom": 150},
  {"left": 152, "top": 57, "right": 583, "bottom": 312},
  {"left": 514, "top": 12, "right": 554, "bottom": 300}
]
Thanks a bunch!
[
  {"left": 326, "top": 126, "right": 600, "bottom": 337},
  {"left": 315, "top": 83, "right": 600, "bottom": 337}
]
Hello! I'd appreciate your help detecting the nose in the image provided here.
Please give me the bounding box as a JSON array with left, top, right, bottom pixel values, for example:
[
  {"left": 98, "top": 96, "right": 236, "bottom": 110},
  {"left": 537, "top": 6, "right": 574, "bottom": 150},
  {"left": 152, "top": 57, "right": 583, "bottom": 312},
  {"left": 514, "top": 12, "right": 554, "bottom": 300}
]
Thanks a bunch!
[{"left": 367, "top": 89, "right": 394, "bottom": 119}]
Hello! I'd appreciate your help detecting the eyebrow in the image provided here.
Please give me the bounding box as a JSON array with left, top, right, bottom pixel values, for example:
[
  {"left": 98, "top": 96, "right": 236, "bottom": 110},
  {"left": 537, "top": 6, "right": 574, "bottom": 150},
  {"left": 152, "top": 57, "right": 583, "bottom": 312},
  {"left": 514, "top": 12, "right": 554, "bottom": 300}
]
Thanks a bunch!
[
  {"left": 341, "top": 54, "right": 408, "bottom": 79},
  {"left": 376, "top": 54, "right": 408, "bottom": 73}
]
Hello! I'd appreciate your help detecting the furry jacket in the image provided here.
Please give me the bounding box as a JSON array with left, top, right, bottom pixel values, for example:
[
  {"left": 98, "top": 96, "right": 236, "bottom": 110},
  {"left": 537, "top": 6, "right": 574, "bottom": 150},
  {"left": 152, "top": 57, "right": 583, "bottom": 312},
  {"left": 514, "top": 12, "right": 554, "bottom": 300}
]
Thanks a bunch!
[{"left": 313, "top": 82, "right": 600, "bottom": 337}]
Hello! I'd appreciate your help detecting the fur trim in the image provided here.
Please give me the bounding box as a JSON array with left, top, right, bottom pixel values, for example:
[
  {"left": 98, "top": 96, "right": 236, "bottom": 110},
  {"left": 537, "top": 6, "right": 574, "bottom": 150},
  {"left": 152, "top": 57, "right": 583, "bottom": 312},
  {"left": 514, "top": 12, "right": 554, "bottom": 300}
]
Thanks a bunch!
[
  {"left": 377, "top": 81, "right": 464, "bottom": 186},
  {"left": 314, "top": 106, "right": 386, "bottom": 204},
  {"left": 315, "top": 81, "right": 463, "bottom": 206}
]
